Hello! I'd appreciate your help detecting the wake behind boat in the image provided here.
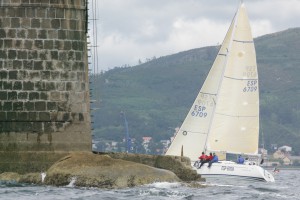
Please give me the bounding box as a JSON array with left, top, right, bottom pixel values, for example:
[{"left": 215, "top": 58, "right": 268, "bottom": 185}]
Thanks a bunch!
[{"left": 166, "top": 2, "right": 275, "bottom": 182}]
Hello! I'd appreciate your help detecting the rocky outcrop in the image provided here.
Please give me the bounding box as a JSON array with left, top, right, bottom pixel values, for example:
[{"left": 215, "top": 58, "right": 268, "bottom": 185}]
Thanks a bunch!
[
  {"left": 0, "top": 172, "right": 21, "bottom": 182},
  {"left": 44, "top": 152, "right": 180, "bottom": 188},
  {"left": 0, "top": 172, "right": 42, "bottom": 184},
  {"left": 0, "top": 152, "right": 203, "bottom": 188},
  {"left": 98, "top": 152, "right": 203, "bottom": 182}
]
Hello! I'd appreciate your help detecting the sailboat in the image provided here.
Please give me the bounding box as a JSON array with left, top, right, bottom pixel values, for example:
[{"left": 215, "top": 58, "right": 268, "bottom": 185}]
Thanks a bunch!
[{"left": 166, "top": 2, "right": 275, "bottom": 182}]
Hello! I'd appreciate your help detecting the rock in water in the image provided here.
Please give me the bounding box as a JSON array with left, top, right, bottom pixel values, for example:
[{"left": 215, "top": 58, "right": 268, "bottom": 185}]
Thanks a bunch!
[
  {"left": 45, "top": 152, "right": 180, "bottom": 188},
  {"left": 0, "top": 172, "right": 21, "bottom": 182}
]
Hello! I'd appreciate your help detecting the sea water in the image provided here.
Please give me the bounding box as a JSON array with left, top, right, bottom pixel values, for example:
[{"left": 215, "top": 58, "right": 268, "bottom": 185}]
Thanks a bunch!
[{"left": 0, "top": 169, "right": 299, "bottom": 200}]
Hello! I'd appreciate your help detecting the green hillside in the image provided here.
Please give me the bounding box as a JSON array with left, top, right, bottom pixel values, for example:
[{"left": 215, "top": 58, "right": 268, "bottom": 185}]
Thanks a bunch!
[{"left": 90, "top": 28, "right": 300, "bottom": 154}]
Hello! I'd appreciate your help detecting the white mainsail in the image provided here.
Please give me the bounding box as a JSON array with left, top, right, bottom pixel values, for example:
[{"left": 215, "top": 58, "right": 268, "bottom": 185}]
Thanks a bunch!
[{"left": 166, "top": 3, "right": 259, "bottom": 160}]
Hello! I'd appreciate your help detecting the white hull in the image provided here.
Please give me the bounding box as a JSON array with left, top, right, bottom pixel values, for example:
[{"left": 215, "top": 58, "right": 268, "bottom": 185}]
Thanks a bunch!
[{"left": 193, "top": 161, "right": 275, "bottom": 182}]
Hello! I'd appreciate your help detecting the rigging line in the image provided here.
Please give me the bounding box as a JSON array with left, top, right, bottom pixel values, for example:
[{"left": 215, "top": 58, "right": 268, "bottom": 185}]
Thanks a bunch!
[
  {"left": 224, "top": 76, "right": 258, "bottom": 81},
  {"left": 183, "top": 131, "right": 208, "bottom": 135},
  {"left": 199, "top": 91, "right": 217, "bottom": 96},
  {"left": 89, "top": 0, "right": 96, "bottom": 104},
  {"left": 91, "top": 0, "right": 97, "bottom": 102},
  {"left": 93, "top": 0, "right": 98, "bottom": 103},
  {"left": 91, "top": 0, "right": 94, "bottom": 74},
  {"left": 85, "top": 0, "right": 88, "bottom": 33},
  {"left": 91, "top": 0, "right": 95, "bottom": 75},
  {"left": 94, "top": 0, "right": 97, "bottom": 76},
  {"left": 94, "top": 0, "right": 99, "bottom": 75},
  {"left": 233, "top": 39, "right": 253, "bottom": 43},
  {"left": 215, "top": 112, "right": 258, "bottom": 118},
  {"left": 92, "top": 0, "right": 95, "bottom": 75},
  {"left": 94, "top": 0, "right": 101, "bottom": 105}
]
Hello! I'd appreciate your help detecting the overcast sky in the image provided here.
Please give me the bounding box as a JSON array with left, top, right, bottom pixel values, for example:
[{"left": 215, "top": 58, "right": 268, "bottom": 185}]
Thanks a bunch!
[{"left": 88, "top": 0, "right": 300, "bottom": 72}]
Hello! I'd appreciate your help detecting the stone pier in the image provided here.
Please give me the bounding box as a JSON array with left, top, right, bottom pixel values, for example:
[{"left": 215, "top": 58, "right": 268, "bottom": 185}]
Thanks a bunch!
[{"left": 0, "top": 0, "right": 91, "bottom": 173}]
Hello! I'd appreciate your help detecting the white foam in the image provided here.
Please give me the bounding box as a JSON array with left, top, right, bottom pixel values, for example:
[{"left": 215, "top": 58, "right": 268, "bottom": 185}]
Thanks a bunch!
[
  {"left": 66, "top": 177, "right": 77, "bottom": 187},
  {"left": 203, "top": 182, "right": 247, "bottom": 188},
  {"left": 41, "top": 172, "right": 46, "bottom": 183},
  {"left": 147, "top": 182, "right": 181, "bottom": 189}
]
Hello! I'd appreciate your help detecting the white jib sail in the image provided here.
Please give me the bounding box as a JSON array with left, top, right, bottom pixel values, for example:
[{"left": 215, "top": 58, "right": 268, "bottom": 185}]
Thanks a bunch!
[{"left": 166, "top": 6, "right": 236, "bottom": 161}]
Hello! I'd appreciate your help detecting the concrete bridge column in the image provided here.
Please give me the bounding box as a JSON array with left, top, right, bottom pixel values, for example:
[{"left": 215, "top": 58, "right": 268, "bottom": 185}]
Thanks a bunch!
[{"left": 0, "top": 0, "right": 92, "bottom": 173}]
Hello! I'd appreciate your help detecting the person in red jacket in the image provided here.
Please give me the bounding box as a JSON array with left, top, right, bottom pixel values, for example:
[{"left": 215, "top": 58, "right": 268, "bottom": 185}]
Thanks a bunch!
[
  {"left": 206, "top": 152, "right": 213, "bottom": 161},
  {"left": 194, "top": 152, "right": 206, "bottom": 168},
  {"left": 197, "top": 152, "right": 213, "bottom": 169},
  {"left": 199, "top": 152, "right": 206, "bottom": 161}
]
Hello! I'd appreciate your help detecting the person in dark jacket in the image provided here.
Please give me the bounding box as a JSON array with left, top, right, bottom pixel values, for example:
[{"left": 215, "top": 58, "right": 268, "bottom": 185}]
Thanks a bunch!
[
  {"left": 208, "top": 153, "right": 218, "bottom": 168},
  {"left": 237, "top": 155, "right": 245, "bottom": 164}
]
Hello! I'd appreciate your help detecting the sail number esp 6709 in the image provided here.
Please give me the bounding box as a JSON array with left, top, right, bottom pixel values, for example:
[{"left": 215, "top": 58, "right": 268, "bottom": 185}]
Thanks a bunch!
[
  {"left": 243, "top": 80, "right": 257, "bottom": 92},
  {"left": 191, "top": 105, "right": 207, "bottom": 117}
]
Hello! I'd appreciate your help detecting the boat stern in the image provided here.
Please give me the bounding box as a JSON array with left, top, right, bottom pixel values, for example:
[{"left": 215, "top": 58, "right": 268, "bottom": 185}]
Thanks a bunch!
[{"left": 262, "top": 169, "right": 275, "bottom": 182}]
